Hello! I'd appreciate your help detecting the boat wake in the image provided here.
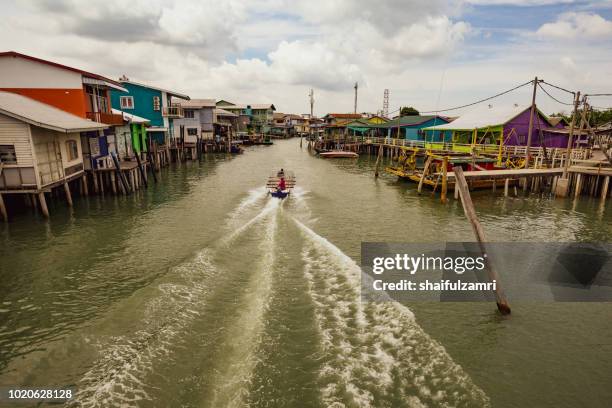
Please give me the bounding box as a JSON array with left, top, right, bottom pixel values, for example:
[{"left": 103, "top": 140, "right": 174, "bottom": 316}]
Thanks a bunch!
[
  {"left": 295, "top": 218, "right": 491, "bottom": 407},
  {"left": 67, "top": 189, "right": 488, "bottom": 407}
]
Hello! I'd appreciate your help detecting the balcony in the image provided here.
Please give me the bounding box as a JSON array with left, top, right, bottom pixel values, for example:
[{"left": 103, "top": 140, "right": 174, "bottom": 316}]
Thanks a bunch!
[
  {"left": 86, "top": 111, "right": 125, "bottom": 126},
  {"left": 162, "top": 105, "right": 184, "bottom": 118}
]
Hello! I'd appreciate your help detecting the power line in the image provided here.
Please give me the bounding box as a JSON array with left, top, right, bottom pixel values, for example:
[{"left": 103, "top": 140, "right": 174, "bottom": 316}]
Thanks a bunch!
[
  {"left": 586, "top": 93, "right": 612, "bottom": 97},
  {"left": 418, "top": 80, "right": 534, "bottom": 114},
  {"left": 538, "top": 82, "right": 574, "bottom": 106},
  {"left": 540, "top": 80, "right": 575, "bottom": 95}
]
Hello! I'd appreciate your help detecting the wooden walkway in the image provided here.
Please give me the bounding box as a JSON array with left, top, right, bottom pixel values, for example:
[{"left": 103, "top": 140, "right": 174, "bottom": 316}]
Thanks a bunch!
[{"left": 446, "top": 168, "right": 564, "bottom": 181}]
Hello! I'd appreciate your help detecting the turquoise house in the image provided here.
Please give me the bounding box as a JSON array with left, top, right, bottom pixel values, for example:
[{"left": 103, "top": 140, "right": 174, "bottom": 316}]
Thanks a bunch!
[
  {"left": 381, "top": 115, "right": 452, "bottom": 141},
  {"left": 110, "top": 79, "right": 189, "bottom": 145}
]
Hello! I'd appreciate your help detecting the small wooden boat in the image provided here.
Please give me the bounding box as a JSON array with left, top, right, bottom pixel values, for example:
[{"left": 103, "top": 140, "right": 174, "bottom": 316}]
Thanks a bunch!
[
  {"left": 266, "top": 170, "right": 296, "bottom": 199},
  {"left": 319, "top": 151, "right": 359, "bottom": 158}
]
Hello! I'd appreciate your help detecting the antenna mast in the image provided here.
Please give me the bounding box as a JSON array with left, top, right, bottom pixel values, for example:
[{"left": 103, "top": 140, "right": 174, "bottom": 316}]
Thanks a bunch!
[{"left": 383, "top": 89, "right": 389, "bottom": 117}]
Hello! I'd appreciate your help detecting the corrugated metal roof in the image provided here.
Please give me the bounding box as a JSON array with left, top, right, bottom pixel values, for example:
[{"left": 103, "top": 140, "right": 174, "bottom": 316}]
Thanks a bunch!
[
  {"left": 214, "top": 108, "right": 238, "bottom": 117},
  {"left": 0, "top": 91, "right": 107, "bottom": 133},
  {"left": 120, "top": 80, "right": 190, "bottom": 100},
  {"left": 112, "top": 108, "right": 149, "bottom": 124},
  {"left": 179, "top": 98, "right": 216, "bottom": 108},
  {"left": 424, "top": 105, "right": 530, "bottom": 131},
  {"left": 0, "top": 51, "right": 125, "bottom": 90},
  {"left": 381, "top": 115, "right": 447, "bottom": 128},
  {"left": 324, "top": 113, "right": 363, "bottom": 119},
  {"left": 250, "top": 104, "right": 276, "bottom": 110}
]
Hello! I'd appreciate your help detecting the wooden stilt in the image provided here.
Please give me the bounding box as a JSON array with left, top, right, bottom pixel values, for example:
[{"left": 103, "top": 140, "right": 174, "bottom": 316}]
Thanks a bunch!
[
  {"left": 63, "top": 181, "right": 73, "bottom": 207},
  {"left": 504, "top": 178, "right": 509, "bottom": 197},
  {"left": 38, "top": 192, "right": 49, "bottom": 218},
  {"left": 92, "top": 171, "right": 99, "bottom": 194},
  {"left": 110, "top": 172, "right": 117, "bottom": 195},
  {"left": 0, "top": 193, "right": 7, "bottom": 221},
  {"left": 453, "top": 166, "right": 511, "bottom": 315},
  {"left": 81, "top": 174, "right": 89, "bottom": 196},
  {"left": 418, "top": 156, "right": 434, "bottom": 194},
  {"left": 601, "top": 176, "right": 609, "bottom": 200},
  {"left": 574, "top": 173, "right": 582, "bottom": 198}
]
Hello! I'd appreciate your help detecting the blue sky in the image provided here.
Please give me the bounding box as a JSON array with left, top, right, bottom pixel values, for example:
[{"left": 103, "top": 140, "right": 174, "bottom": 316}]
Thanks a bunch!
[{"left": 1, "top": 0, "right": 611, "bottom": 114}]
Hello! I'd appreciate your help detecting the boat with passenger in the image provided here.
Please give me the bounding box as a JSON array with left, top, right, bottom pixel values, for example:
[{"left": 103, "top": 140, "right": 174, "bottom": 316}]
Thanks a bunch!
[{"left": 267, "top": 169, "right": 296, "bottom": 198}]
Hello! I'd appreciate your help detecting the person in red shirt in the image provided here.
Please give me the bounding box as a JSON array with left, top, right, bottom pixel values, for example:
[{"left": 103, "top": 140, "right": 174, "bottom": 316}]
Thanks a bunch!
[{"left": 278, "top": 177, "right": 286, "bottom": 191}]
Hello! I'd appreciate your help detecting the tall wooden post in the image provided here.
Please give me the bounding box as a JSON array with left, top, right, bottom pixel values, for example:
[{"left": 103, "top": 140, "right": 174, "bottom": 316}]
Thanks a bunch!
[
  {"left": 38, "top": 192, "right": 49, "bottom": 218},
  {"left": 453, "top": 166, "right": 511, "bottom": 315},
  {"left": 441, "top": 156, "right": 448, "bottom": 203},
  {"left": 525, "top": 77, "right": 538, "bottom": 167},
  {"left": 563, "top": 91, "right": 581, "bottom": 178},
  {"left": 555, "top": 91, "right": 581, "bottom": 197}
]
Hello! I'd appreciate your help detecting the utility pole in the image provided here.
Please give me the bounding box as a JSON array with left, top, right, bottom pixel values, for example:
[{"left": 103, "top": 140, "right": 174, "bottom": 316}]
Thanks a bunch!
[
  {"left": 563, "top": 91, "right": 581, "bottom": 177},
  {"left": 525, "top": 76, "right": 540, "bottom": 167},
  {"left": 354, "top": 82, "right": 358, "bottom": 114}
]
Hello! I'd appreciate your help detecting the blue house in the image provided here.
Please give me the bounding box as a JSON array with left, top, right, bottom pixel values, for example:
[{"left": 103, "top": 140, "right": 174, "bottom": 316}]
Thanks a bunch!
[
  {"left": 382, "top": 115, "right": 452, "bottom": 141},
  {"left": 110, "top": 78, "right": 190, "bottom": 146}
]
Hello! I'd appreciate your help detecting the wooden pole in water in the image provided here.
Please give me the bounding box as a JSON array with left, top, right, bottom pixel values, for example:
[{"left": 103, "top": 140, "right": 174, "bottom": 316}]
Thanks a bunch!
[
  {"left": 441, "top": 156, "right": 448, "bottom": 203},
  {"left": 374, "top": 142, "right": 384, "bottom": 178},
  {"left": 453, "top": 166, "right": 511, "bottom": 315},
  {"left": 135, "top": 153, "right": 148, "bottom": 188}
]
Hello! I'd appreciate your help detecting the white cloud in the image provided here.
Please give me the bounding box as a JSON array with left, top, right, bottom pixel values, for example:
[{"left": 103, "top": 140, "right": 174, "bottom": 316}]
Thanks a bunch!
[
  {"left": 537, "top": 12, "right": 612, "bottom": 39},
  {"left": 1, "top": 0, "right": 612, "bottom": 114},
  {"left": 466, "top": 0, "right": 576, "bottom": 5}
]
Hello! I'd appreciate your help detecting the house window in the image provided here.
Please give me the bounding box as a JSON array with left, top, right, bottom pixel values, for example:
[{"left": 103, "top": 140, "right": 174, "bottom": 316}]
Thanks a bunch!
[
  {"left": 153, "top": 96, "right": 161, "bottom": 111},
  {"left": 120, "top": 96, "right": 134, "bottom": 109},
  {"left": 66, "top": 140, "right": 79, "bottom": 161},
  {"left": 0, "top": 144, "right": 17, "bottom": 164},
  {"left": 187, "top": 128, "right": 198, "bottom": 136},
  {"left": 184, "top": 109, "right": 195, "bottom": 119}
]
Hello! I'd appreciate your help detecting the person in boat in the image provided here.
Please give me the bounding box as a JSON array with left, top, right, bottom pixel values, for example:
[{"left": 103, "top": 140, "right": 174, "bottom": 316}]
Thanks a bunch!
[
  {"left": 277, "top": 168, "right": 285, "bottom": 177},
  {"left": 277, "top": 176, "right": 286, "bottom": 192}
]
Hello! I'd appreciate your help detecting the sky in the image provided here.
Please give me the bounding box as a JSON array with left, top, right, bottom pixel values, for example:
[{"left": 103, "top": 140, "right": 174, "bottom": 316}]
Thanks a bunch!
[{"left": 1, "top": 0, "right": 612, "bottom": 116}]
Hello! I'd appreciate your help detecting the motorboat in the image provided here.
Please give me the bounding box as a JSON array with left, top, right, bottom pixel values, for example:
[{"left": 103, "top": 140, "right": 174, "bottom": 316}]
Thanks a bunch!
[
  {"left": 267, "top": 170, "right": 296, "bottom": 199},
  {"left": 319, "top": 151, "right": 359, "bottom": 158}
]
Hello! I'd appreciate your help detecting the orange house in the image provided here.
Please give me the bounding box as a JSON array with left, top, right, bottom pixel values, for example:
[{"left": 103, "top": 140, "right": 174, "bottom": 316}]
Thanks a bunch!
[{"left": 0, "top": 51, "right": 126, "bottom": 125}]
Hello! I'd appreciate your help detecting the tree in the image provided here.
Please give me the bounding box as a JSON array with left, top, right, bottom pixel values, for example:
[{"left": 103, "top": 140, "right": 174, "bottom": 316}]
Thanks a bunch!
[{"left": 400, "top": 106, "right": 419, "bottom": 116}]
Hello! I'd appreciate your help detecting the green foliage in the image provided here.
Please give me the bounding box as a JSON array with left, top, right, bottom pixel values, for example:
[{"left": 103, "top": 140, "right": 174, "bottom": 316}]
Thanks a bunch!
[
  {"left": 400, "top": 107, "right": 419, "bottom": 116},
  {"left": 551, "top": 109, "right": 612, "bottom": 127}
]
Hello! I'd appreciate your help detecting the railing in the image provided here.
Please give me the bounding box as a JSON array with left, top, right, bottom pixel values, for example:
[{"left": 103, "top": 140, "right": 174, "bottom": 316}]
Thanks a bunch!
[
  {"left": 162, "top": 105, "right": 184, "bottom": 118},
  {"left": 323, "top": 136, "right": 592, "bottom": 160},
  {"left": 86, "top": 111, "right": 125, "bottom": 125}
]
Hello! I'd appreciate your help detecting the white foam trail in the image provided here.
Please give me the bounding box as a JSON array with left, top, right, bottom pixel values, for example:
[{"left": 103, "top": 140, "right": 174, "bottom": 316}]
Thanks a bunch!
[
  {"left": 70, "top": 250, "right": 217, "bottom": 407},
  {"left": 294, "top": 218, "right": 490, "bottom": 407},
  {"left": 220, "top": 197, "right": 277, "bottom": 246},
  {"left": 226, "top": 187, "right": 268, "bottom": 225},
  {"left": 210, "top": 201, "right": 279, "bottom": 407}
]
